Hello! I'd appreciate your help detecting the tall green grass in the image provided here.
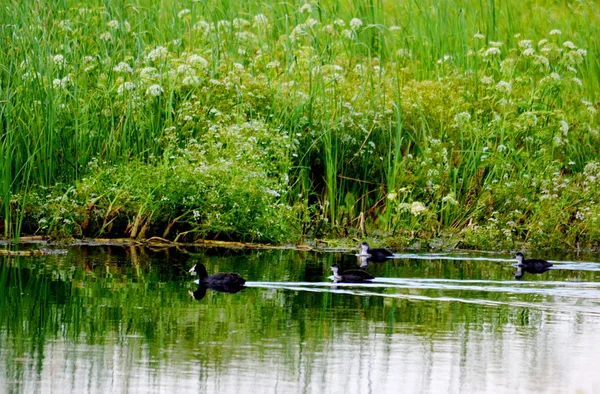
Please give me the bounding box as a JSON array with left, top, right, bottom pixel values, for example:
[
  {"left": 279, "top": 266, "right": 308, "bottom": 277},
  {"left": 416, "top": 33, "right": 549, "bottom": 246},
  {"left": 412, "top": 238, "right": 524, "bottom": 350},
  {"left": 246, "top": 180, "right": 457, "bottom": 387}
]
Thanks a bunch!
[{"left": 1, "top": 0, "right": 599, "bottom": 247}]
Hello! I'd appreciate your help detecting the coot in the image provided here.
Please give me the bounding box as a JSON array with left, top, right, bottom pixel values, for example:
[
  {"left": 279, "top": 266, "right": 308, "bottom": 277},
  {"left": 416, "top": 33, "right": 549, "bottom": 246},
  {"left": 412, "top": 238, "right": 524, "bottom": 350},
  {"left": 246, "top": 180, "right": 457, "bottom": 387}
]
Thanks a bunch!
[
  {"left": 358, "top": 242, "right": 393, "bottom": 262},
  {"left": 330, "top": 263, "right": 374, "bottom": 283}
]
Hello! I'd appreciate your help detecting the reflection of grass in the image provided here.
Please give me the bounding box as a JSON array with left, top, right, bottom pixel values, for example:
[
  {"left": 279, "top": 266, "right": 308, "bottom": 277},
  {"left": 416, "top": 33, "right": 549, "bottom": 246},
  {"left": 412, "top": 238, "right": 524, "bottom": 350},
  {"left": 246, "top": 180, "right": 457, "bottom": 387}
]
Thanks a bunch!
[{"left": 2, "top": 246, "right": 599, "bottom": 387}]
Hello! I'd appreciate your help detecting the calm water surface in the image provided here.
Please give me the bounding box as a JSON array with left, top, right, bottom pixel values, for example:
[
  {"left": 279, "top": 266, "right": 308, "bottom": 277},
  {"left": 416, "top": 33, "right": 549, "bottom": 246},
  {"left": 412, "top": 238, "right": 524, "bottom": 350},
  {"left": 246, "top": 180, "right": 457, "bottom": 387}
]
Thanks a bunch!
[{"left": 2, "top": 245, "right": 600, "bottom": 393}]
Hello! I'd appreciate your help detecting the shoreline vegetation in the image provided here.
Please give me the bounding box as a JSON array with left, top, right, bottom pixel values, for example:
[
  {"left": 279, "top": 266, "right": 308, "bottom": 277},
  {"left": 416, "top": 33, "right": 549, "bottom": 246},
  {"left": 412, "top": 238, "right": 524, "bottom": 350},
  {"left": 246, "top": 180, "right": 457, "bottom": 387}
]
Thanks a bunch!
[{"left": 2, "top": 0, "right": 600, "bottom": 251}]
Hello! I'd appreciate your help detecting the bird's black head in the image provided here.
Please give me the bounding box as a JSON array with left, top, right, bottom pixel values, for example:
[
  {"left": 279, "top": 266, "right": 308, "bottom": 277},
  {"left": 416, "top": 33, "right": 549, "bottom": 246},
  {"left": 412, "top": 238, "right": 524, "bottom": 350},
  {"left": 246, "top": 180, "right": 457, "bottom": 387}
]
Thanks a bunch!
[{"left": 189, "top": 263, "right": 208, "bottom": 280}]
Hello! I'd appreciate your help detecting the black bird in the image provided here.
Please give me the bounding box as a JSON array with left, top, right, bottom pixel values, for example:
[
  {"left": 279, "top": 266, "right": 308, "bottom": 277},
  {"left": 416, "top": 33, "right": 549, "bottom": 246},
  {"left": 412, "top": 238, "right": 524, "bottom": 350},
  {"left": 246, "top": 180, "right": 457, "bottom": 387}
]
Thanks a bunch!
[
  {"left": 513, "top": 252, "right": 553, "bottom": 280},
  {"left": 188, "top": 263, "right": 246, "bottom": 292},
  {"left": 330, "top": 264, "right": 374, "bottom": 283},
  {"left": 358, "top": 242, "right": 393, "bottom": 262}
]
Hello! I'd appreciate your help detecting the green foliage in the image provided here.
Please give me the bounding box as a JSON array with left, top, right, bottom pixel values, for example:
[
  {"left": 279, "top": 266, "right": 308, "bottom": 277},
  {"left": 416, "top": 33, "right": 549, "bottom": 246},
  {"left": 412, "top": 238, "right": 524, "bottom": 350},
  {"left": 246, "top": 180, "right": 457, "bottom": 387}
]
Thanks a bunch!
[{"left": 1, "top": 0, "right": 600, "bottom": 248}]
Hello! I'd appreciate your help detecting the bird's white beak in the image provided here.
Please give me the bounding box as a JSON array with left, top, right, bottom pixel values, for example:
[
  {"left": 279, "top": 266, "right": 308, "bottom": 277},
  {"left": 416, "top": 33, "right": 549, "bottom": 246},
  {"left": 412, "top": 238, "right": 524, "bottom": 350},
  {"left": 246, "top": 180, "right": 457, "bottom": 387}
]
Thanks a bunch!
[{"left": 189, "top": 264, "right": 196, "bottom": 274}]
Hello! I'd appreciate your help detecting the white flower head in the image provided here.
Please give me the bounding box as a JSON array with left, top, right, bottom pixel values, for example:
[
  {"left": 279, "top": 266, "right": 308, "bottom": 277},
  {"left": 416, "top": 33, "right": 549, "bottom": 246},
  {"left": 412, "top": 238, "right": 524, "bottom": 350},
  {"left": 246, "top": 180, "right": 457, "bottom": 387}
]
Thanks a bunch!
[
  {"left": 350, "top": 18, "right": 363, "bottom": 31},
  {"left": 254, "top": 14, "right": 268, "bottom": 25},
  {"left": 146, "top": 84, "right": 164, "bottom": 97},
  {"left": 495, "top": 80, "right": 512, "bottom": 94},
  {"left": 559, "top": 120, "right": 569, "bottom": 134},
  {"left": 117, "top": 82, "right": 136, "bottom": 94},
  {"left": 483, "top": 47, "right": 501, "bottom": 56},
  {"left": 518, "top": 40, "right": 532, "bottom": 48},
  {"left": 454, "top": 111, "right": 471, "bottom": 124},
  {"left": 107, "top": 20, "right": 119, "bottom": 29},
  {"left": 178, "top": 9, "right": 191, "bottom": 19},
  {"left": 187, "top": 54, "right": 208, "bottom": 68},
  {"left": 299, "top": 3, "right": 312, "bottom": 14},
  {"left": 563, "top": 41, "right": 577, "bottom": 50},
  {"left": 410, "top": 201, "right": 427, "bottom": 216},
  {"left": 52, "top": 55, "right": 66, "bottom": 71},
  {"left": 113, "top": 61, "right": 133, "bottom": 73},
  {"left": 549, "top": 29, "right": 562, "bottom": 36},
  {"left": 481, "top": 75, "right": 494, "bottom": 85},
  {"left": 58, "top": 19, "right": 72, "bottom": 32},
  {"left": 522, "top": 47, "right": 535, "bottom": 56},
  {"left": 146, "top": 46, "right": 169, "bottom": 62},
  {"left": 474, "top": 32, "right": 485, "bottom": 39},
  {"left": 266, "top": 61, "right": 280, "bottom": 69}
]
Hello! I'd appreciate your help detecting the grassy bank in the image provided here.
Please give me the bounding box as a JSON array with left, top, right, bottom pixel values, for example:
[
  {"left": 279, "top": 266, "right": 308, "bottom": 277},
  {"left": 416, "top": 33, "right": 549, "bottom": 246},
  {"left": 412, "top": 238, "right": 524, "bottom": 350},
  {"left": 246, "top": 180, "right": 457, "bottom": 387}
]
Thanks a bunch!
[{"left": 1, "top": 0, "right": 599, "bottom": 249}]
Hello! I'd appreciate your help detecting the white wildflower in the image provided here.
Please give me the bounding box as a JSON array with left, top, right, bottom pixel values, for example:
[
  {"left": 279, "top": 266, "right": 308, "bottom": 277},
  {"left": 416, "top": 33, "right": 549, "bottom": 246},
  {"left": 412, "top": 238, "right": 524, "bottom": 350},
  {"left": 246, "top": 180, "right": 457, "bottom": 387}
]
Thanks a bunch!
[
  {"left": 549, "top": 29, "right": 562, "bottom": 35},
  {"left": 350, "top": 18, "right": 362, "bottom": 30},
  {"left": 559, "top": 120, "right": 569, "bottom": 134},
  {"left": 107, "top": 20, "right": 119, "bottom": 29},
  {"left": 481, "top": 75, "right": 493, "bottom": 84},
  {"left": 266, "top": 61, "right": 280, "bottom": 69},
  {"left": 139, "top": 67, "right": 158, "bottom": 80},
  {"left": 538, "top": 39, "right": 548, "bottom": 46},
  {"left": 322, "top": 24, "right": 334, "bottom": 34},
  {"left": 442, "top": 195, "right": 458, "bottom": 205},
  {"left": 489, "top": 41, "right": 503, "bottom": 47},
  {"left": 473, "top": 32, "right": 484, "bottom": 39},
  {"left": 53, "top": 54, "right": 65, "bottom": 66},
  {"left": 187, "top": 54, "right": 208, "bottom": 68},
  {"left": 58, "top": 20, "right": 72, "bottom": 32},
  {"left": 518, "top": 40, "right": 532, "bottom": 48},
  {"left": 495, "top": 80, "right": 512, "bottom": 94},
  {"left": 483, "top": 47, "right": 501, "bottom": 56},
  {"left": 410, "top": 201, "right": 427, "bottom": 216},
  {"left": 146, "top": 84, "right": 163, "bottom": 97},
  {"left": 577, "top": 48, "right": 587, "bottom": 57},
  {"left": 299, "top": 3, "right": 312, "bottom": 13},
  {"left": 522, "top": 47, "right": 535, "bottom": 56},
  {"left": 497, "top": 144, "right": 507, "bottom": 152},
  {"left": 182, "top": 75, "right": 200, "bottom": 85},
  {"left": 254, "top": 14, "right": 268, "bottom": 25},
  {"left": 563, "top": 41, "right": 577, "bottom": 49},
  {"left": 113, "top": 62, "right": 133, "bottom": 73},
  {"left": 232, "top": 18, "right": 249, "bottom": 29},
  {"left": 306, "top": 18, "right": 318, "bottom": 28},
  {"left": 454, "top": 112, "right": 471, "bottom": 124},
  {"left": 146, "top": 46, "right": 169, "bottom": 62},
  {"left": 117, "top": 82, "right": 136, "bottom": 94},
  {"left": 550, "top": 72, "right": 560, "bottom": 80},
  {"left": 334, "top": 19, "right": 345, "bottom": 27},
  {"left": 177, "top": 9, "right": 191, "bottom": 18},
  {"left": 99, "top": 32, "right": 112, "bottom": 41}
]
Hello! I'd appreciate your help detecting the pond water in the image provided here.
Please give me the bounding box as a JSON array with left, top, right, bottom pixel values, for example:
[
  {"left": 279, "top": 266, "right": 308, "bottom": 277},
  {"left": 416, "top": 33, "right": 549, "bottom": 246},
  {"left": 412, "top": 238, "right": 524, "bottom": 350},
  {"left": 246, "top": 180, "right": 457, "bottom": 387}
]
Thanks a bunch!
[{"left": 2, "top": 245, "right": 600, "bottom": 393}]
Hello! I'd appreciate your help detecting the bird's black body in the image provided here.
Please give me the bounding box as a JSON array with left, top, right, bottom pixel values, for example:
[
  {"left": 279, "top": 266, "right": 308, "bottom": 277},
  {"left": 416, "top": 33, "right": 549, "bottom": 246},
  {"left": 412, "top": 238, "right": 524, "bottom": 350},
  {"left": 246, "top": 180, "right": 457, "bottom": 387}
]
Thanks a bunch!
[
  {"left": 330, "top": 263, "right": 374, "bottom": 283},
  {"left": 189, "top": 263, "right": 246, "bottom": 292},
  {"left": 513, "top": 252, "right": 553, "bottom": 280},
  {"left": 358, "top": 242, "right": 393, "bottom": 262}
]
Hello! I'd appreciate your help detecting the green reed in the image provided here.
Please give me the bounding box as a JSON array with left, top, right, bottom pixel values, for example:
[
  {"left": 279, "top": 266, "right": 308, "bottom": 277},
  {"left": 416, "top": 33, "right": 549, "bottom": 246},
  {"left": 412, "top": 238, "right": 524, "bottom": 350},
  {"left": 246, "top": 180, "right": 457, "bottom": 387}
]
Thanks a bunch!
[{"left": 1, "top": 0, "right": 599, "bottom": 247}]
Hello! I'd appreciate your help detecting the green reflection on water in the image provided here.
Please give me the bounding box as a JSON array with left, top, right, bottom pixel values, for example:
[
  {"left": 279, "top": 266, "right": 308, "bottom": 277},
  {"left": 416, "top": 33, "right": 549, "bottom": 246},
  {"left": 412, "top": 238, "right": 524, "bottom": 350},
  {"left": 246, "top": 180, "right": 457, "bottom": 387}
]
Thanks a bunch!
[{"left": 2, "top": 246, "right": 600, "bottom": 393}]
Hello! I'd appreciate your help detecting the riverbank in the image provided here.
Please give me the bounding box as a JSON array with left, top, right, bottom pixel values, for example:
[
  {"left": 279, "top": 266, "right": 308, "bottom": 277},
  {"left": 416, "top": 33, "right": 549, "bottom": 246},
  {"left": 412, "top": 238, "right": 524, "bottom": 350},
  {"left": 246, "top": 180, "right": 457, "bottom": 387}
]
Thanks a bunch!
[{"left": 2, "top": 0, "right": 599, "bottom": 250}]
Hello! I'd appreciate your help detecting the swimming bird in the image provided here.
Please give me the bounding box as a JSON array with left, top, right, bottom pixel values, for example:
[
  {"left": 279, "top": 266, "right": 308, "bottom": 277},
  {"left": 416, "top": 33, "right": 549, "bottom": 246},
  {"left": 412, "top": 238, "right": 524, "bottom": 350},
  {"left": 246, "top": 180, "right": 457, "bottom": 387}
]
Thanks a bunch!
[
  {"left": 358, "top": 242, "right": 393, "bottom": 262},
  {"left": 513, "top": 252, "right": 552, "bottom": 280},
  {"left": 330, "top": 263, "right": 374, "bottom": 283},
  {"left": 188, "top": 263, "right": 246, "bottom": 292},
  {"left": 514, "top": 252, "right": 553, "bottom": 270}
]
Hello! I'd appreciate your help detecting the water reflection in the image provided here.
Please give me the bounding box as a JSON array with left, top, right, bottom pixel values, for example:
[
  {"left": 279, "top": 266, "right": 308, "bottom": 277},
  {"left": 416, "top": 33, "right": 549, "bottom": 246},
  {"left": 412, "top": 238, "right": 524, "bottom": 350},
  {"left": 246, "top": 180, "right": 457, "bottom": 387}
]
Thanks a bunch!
[{"left": 2, "top": 245, "right": 600, "bottom": 393}]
